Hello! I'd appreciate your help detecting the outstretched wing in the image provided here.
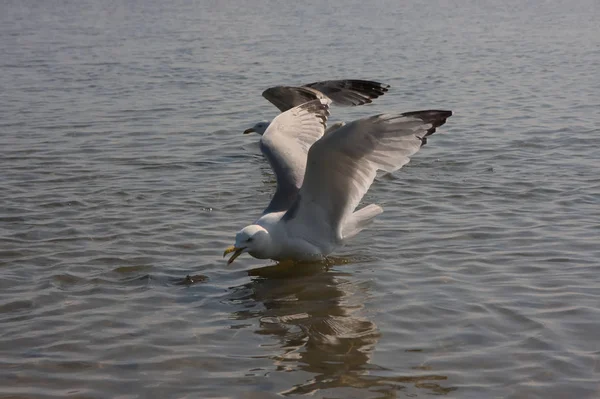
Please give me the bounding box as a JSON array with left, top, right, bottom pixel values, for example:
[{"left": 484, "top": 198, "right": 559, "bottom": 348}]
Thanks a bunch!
[
  {"left": 283, "top": 110, "right": 453, "bottom": 245},
  {"left": 303, "top": 80, "right": 390, "bottom": 107},
  {"left": 262, "top": 80, "right": 389, "bottom": 112},
  {"left": 262, "top": 86, "right": 328, "bottom": 113},
  {"left": 260, "top": 99, "right": 331, "bottom": 214}
]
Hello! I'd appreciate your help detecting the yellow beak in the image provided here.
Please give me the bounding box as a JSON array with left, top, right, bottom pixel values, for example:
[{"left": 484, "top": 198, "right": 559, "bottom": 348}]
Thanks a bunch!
[
  {"left": 223, "top": 245, "right": 245, "bottom": 264},
  {"left": 243, "top": 128, "right": 255, "bottom": 134}
]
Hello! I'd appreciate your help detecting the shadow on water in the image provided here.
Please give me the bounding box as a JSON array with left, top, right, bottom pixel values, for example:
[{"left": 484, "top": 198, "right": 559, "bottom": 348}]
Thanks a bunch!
[{"left": 227, "top": 260, "right": 456, "bottom": 397}]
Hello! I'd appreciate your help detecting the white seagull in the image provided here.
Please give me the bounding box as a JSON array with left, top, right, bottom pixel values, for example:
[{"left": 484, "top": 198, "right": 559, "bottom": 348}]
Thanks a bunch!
[
  {"left": 224, "top": 98, "right": 452, "bottom": 264},
  {"left": 243, "top": 79, "right": 390, "bottom": 136}
]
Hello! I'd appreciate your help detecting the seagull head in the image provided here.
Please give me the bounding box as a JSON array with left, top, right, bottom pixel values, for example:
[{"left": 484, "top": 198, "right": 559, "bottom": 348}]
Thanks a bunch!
[
  {"left": 223, "top": 224, "right": 271, "bottom": 264},
  {"left": 243, "top": 120, "right": 270, "bottom": 135}
]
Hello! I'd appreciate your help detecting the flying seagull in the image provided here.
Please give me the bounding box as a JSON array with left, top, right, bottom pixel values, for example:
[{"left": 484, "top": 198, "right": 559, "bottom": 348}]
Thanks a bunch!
[
  {"left": 224, "top": 98, "right": 452, "bottom": 264},
  {"left": 243, "top": 79, "right": 390, "bottom": 136}
]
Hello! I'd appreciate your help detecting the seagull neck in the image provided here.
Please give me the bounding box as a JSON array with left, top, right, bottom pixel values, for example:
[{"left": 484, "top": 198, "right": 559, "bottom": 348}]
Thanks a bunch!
[
  {"left": 252, "top": 212, "right": 286, "bottom": 258},
  {"left": 248, "top": 227, "right": 277, "bottom": 260}
]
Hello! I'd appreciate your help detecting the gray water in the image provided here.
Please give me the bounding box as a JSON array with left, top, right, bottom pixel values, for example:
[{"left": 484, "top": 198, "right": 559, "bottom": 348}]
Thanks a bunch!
[{"left": 1, "top": 0, "right": 599, "bottom": 398}]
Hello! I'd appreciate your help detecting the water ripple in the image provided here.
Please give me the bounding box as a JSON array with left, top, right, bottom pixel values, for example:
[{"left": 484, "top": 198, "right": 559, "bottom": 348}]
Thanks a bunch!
[{"left": 1, "top": 0, "right": 599, "bottom": 397}]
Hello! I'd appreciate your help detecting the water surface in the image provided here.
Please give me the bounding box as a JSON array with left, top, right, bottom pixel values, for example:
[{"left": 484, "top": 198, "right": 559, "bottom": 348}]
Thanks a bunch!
[{"left": 1, "top": 0, "right": 599, "bottom": 398}]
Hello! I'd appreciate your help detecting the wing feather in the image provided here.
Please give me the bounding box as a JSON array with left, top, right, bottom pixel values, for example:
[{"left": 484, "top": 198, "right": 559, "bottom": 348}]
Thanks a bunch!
[
  {"left": 283, "top": 110, "right": 452, "bottom": 246},
  {"left": 262, "top": 86, "right": 326, "bottom": 112},
  {"left": 262, "top": 80, "right": 390, "bottom": 112},
  {"left": 259, "top": 99, "right": 331, "bottom": 213},
  {"left": 303, "top": 80, "right": 390, "bottom": 107}
]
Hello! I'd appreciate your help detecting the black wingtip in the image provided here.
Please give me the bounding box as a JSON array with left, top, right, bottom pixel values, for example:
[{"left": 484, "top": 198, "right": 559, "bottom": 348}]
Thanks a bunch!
[
  {"left": 401, "top": 110, "right": 453, "bottom": 146},
  {"left": 302, "top": 79, "right": 391, "bottom": 106},
  {"left": 402, "top": 110, "right": 452, "bottom": 125},
  {"left": 344, "top": 79, "right": 391, "bottom": 99}
]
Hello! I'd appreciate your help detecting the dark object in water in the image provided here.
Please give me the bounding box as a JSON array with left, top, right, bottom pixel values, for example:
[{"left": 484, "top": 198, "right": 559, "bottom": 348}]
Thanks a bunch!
[{"left": 175, "top": 274, "right": 208, "bottom": 286}]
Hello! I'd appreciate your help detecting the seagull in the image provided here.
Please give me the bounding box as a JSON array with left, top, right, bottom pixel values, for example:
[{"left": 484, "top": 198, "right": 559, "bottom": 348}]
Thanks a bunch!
[
  {"left": 243, "top": 79, "right": 390, "bottom": 136},
  {"left": 224, "top": 98, "right": 452, "bottom": 264}
]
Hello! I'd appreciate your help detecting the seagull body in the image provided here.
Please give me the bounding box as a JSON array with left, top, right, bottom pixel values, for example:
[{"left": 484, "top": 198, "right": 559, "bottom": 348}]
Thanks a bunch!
[
  {"left": 241, "top": 211, "right": 332, "bottom": 262},
  {"left": 243, "top": 79, "right": 389, "bottom": 136},
  {"left": 224, "top": 99, "right": 453, "bottom": 264}
]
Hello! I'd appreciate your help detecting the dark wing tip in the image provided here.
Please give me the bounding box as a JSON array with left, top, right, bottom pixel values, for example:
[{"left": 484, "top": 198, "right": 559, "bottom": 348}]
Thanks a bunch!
[
  {"left": 339, "top": 79, "right": 390, "bottom": 97},
  {"left": 402, "top": 109, "right": 452, "bottom": 130},
  {"left": 401, "top": 110, "right": 453, "bottom": 146},
  {"left": 303, "top": 79, "right": 391, "bottom": 106}
]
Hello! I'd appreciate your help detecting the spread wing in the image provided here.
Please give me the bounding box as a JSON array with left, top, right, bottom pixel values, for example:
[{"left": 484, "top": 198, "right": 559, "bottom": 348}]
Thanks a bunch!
[
  {"left": 262, "top": 86, "right": 328, "bottom": 113},
  {"left": 262, "top": 80, "right": 389, "bottom": 112},
  {"left": 282, "top": 110, "right": 453, "bottom": 245},
  {"left": 259, "top": 99, "right": 331, "bottom": 213},
  {"left": 303, "top": 79, "right": 390, "bottom": 107}
]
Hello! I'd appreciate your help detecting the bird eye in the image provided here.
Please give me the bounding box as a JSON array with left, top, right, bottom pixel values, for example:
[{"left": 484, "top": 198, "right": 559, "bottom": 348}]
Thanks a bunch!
[{"left": 247, "top": 237, "right": 254, "bottom": 243}]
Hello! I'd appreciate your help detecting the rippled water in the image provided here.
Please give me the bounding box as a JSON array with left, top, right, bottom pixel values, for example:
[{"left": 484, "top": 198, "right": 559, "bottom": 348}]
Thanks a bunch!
[{"left": 1, "top": 0, "right": 599, "bottom": 398}]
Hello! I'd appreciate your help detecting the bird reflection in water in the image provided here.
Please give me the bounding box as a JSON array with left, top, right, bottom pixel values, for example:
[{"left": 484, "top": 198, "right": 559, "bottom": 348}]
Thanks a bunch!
[{"left": 228, "top": 260, "right": 456, "bottom": 397}]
